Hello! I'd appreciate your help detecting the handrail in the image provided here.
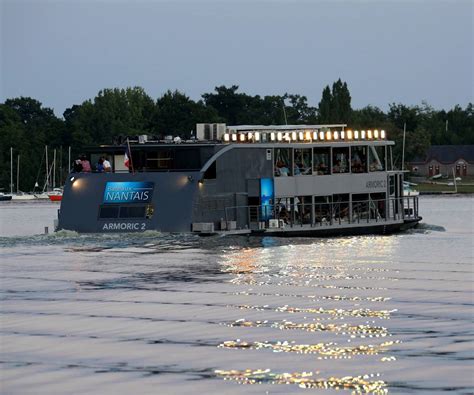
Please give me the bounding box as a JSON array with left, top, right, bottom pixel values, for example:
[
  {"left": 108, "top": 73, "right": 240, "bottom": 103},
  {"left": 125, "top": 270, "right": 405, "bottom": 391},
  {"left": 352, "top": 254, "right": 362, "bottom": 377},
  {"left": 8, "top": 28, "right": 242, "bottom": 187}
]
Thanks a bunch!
[{"left": 196, "top": 196, "right": 419, "bottom": 230}]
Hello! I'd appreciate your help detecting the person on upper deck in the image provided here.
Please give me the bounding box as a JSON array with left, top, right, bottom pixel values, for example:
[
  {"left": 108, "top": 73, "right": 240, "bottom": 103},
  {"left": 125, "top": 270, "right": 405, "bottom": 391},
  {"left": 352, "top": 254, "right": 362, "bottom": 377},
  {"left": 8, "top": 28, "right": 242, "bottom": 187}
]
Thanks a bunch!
[
  {"left": 80, "top": 155, "right": 91, "bottom": 172},
  {"left": 103, "top": 156, "right": 111, "bottom": 172},
  {"left": 73, "top": 158, "right": 83, "bottom": 173},
  {"left": 96, "top": 158, "right": 104, "bottom": 173}
]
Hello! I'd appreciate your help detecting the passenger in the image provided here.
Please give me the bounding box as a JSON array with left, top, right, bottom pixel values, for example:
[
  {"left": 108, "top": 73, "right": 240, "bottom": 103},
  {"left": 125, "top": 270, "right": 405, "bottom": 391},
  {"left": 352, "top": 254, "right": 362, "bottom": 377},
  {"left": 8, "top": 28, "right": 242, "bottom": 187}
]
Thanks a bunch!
[
  {"left": 293, "top": 163, "right": 302, "bottom": 175},
  {"left": 352, "top": 159, "right": 363, "bottom": 173},
  {"left": 318, "top": 163, "right": 328, "bottom": 175},
  {"left": 279, "top": 206, "right": 290, "bottom": 224},
  {"left": 370, "top": 159, "right": 382, "bottom": 171},
  {"left": 279, "top": 164, "right": 290, "bottom": 176},
  {"left": 333, "top": 160, "right": 342, "bottom": 173},
  {"left": 103, "top": 156, "right": 112, "bottom": 172},
  {"left": 276, "top": 161, "right": 290, "bottom": 176},
  {"left": 80, "top": 155, "right": 92, "bottom": 172},
  {"left": 97, "top": 158, "right": 104, "bottom": 173},
  {"left": 73, "top": 158, "right": 83, "bottom": 173}
]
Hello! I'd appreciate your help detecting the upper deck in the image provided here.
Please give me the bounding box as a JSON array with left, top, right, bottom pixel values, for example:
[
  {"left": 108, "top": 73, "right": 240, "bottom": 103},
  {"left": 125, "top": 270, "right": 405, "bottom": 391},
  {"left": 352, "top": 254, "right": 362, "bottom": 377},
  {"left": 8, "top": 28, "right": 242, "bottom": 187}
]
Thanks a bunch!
[{"left": 85, "top": 124, "right": 394, "bottom": 175}]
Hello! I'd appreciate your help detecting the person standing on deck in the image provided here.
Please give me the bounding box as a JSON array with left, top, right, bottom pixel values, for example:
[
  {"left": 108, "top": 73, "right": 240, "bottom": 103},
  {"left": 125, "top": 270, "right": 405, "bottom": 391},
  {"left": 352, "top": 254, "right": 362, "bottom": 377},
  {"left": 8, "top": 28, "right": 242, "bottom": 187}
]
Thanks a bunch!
[
  {"left": 80, "top": 155, "right": 91, "bottom": 172},
  {"left": 103, "top": 156, "right": 111, "bottom": 172}
]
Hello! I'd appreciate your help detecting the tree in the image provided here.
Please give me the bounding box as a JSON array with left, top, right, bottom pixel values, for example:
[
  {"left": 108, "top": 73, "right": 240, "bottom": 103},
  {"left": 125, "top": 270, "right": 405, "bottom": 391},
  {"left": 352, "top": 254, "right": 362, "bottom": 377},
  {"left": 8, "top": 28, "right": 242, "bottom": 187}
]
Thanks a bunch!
[
  {"left": 318, "top": 86, "right": 332, "bottom": 123},
  {"left": 154, "top": 90, "right": 220, "bottom": 138},
  {"left": 2, "top": 98, "right": 64, "bottom": 191},
  {"left": 317, "top": 79, "right": 352, "bottom": 123}
]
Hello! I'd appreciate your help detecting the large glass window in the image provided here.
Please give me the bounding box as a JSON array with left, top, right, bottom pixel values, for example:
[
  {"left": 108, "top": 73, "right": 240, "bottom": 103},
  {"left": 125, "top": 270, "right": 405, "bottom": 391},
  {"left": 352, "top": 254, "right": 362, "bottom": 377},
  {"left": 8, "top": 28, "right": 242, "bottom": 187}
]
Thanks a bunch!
[
  {"left": 274, "top": 148, "right": 292, "bottom": 176},
  {"left": 332, "top": 147, "right": 350, "bottom": 173},
  {"left": 369, "top": 146, "right": 386, "bottom": 172},
  {"left": 313, "top": 148, "right": 330, "bottom": 175},
  {"left": 351, "top": 146, "right": 367, "bottom": 173},
  {"left": 294, "top": 148, "right": 312, "bottom": 175}
]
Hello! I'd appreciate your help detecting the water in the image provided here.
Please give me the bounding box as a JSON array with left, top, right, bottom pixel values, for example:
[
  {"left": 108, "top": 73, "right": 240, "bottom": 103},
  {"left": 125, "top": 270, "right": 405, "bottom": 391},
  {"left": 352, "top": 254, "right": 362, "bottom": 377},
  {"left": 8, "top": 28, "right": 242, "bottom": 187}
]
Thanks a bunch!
[{"left": 0, "top": 196, "right": 472, "bottom": 394}]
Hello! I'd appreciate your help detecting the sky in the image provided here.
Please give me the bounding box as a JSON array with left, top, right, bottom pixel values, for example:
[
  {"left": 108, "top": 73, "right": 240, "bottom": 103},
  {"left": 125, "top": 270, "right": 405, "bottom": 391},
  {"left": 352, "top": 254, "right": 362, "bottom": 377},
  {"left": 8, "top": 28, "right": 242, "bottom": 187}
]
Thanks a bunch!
[{"left": 1, "top": 0, "right": 473, "bottom": 117}]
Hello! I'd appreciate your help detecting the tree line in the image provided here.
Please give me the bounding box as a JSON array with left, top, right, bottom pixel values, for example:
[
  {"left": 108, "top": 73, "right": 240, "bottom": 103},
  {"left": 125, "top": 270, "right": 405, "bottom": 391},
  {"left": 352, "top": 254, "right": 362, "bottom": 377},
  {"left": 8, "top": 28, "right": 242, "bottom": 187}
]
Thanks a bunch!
[{"left": 0, "top": 80, "right": 472, "bottom": 191}]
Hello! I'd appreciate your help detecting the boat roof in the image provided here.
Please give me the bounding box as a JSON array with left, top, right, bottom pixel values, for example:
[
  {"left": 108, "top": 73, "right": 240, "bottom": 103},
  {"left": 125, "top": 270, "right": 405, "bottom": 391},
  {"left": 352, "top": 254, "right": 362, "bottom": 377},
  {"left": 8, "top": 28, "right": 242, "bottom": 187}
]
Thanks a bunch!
[{"left": 227, "top": 124, "right": 347, "bottom": 131}]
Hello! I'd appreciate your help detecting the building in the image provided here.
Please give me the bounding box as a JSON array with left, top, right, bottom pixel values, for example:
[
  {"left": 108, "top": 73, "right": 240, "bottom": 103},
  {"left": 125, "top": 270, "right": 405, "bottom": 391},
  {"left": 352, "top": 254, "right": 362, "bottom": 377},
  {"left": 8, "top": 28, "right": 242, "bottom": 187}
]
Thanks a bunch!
[{"left": 409, "top": 145, "right": 474, "bottom": 177}]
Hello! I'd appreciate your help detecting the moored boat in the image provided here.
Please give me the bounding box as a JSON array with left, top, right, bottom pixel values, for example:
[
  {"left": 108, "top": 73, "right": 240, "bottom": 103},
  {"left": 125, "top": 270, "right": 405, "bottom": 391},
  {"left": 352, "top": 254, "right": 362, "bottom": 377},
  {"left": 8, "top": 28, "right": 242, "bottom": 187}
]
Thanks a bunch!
[
  {"left": 0, "top": 193, "right": 13, "bottom": 201},
  {"left": 57, "top": 124, "right": 421, "bottom": 235},
  {"left": 48, "top": 188, "right": 63, "bottom": 202}
]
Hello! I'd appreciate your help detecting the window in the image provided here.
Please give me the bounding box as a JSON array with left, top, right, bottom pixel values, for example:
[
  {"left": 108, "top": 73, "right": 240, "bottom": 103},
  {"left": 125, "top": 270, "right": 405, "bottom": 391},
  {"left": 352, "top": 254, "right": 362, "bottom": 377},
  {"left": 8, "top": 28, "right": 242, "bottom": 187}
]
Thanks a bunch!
[
  {"left": 369, "top": 146, "right": 386, "bottom": 172},
  {"left": 332, "top": 147, "right": 349, "bottom": 173},
  {"left": 313, "top": 148, "right": 330, "bottom": 175},
  {"left": 119, "top": 206, "right": 146, "bottom": 218},
  {"left": 99, "top": 205, "right": 152, "bottom": 219},
  {"left": 351, "top": 146, "right": 367, "bottom": 173},
  {"left": 99, "top": 206, "right": 119, "bottom": 219},
  {"left": 274, "top": 148, "right": 292, "bottom": 177},
  {"left": 294, "top": 148, "right": 312, "bottom": 175}
]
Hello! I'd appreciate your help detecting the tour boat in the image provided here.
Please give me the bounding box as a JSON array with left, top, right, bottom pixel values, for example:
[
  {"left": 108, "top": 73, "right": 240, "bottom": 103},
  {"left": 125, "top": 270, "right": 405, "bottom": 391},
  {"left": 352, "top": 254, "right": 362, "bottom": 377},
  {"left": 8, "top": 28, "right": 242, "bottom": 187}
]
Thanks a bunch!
[{"left": 57, "top": 124, "right": 421, "bottom": 235}]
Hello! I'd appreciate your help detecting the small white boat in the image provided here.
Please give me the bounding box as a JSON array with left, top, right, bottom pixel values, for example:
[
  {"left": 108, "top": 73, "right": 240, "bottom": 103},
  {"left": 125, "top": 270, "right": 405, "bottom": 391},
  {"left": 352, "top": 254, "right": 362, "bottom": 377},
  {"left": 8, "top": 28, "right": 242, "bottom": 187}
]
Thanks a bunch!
[
  {"left": 403, "top": 182, "right": 419, "bottom": 197},
  {"left": 33, "top": 192, "right": 50, "bottom": 200},
  {"left": 11, "top": 192, "right": 37, "bottom": 201}
]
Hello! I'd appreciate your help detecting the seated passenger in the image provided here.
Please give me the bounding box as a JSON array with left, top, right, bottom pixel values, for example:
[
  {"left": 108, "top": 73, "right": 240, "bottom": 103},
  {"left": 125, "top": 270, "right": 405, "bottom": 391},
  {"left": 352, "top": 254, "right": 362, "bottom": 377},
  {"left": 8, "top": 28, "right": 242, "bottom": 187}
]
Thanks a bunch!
[
  {"left": 370, "top": 159, "right": 383, "bottom": 171},
  {"left": 276, "top": 161, "right": 290, "bottom": 176},
  {"left": 352, "top": 159, "right": 363, "bottom": 173},
  {"left": 318, "top": 163, "right": 328, "bottom": 175},
  {"left": 293, "top": 163, "right": 302, "bottom": 175},
  {"left": 333, "top": 160, "right": 342, "bottom": 173}
]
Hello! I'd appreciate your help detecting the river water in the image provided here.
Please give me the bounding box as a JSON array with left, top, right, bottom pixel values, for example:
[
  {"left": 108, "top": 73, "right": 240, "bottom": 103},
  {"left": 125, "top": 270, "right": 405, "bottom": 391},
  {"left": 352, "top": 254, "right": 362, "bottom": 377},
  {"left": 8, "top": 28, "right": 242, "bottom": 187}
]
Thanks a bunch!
[{"left": 0, "top": 196, "right": 472, "bottom": 394}]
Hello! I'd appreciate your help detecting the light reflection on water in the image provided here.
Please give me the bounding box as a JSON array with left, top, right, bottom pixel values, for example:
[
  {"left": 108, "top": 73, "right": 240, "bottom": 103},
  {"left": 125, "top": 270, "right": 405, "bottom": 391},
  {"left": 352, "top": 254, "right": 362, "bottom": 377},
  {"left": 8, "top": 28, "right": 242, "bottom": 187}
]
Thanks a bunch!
[{"left": 0, "top": 196, "right": 473, "bottom": 394}]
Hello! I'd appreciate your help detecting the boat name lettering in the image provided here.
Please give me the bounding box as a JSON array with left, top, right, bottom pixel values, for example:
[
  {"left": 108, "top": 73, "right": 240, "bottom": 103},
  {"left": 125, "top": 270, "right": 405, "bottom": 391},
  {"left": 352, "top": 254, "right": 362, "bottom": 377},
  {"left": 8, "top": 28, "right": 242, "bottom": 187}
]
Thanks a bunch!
[
  {"left": 102, "top": 223, "right": 146, "bottom": 231},
  {"left": 103, "top": 182, "right": 154, "bottom": 204},
  {"left": 366, "top": 180, "right": 386, "bottom": 188}
]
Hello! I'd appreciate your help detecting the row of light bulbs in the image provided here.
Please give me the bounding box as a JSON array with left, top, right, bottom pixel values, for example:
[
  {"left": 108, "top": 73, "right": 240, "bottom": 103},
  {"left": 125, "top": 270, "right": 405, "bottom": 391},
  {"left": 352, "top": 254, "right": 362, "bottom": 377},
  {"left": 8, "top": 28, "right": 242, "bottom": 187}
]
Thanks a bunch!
[{"left": 223, "top": 129, "right": 386, "bottom": 143}]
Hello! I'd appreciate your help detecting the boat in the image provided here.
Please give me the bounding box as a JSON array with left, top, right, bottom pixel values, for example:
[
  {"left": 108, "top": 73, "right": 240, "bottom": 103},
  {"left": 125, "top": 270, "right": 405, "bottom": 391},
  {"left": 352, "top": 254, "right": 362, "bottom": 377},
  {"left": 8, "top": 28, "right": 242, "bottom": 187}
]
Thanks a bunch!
[
  {"left": 48, "top": 188, "right": 63, "bottom": 202},
  {"left": 0, "top": 192, "right": 12, "bottom": 201},
  {"left": 57, "top": 124, "right": 422, "bottom": 235},
  {"left": 403, "top": 181, "right": 419, "bottom": 197}
]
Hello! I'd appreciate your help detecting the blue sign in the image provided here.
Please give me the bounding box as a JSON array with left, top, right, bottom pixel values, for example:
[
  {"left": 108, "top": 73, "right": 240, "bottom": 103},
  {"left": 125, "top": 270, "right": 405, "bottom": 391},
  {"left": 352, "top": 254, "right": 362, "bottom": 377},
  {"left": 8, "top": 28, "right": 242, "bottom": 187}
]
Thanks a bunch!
[
  {"left": 260, "top": 178, "right": 274, "bottom": 220},
  {"left": 103, "top": 182, "right": 154, "bottom": 204}
]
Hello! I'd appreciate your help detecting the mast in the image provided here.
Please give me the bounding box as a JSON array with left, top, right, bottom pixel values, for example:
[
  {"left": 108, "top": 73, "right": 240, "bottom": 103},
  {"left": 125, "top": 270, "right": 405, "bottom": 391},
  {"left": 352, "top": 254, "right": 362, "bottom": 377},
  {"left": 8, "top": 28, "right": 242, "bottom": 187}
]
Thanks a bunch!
[
  {"left": 401, "top": 123, "right": 406, "bottom": 171},
  {"left": 10, "top": 147, "right": 13, "bottom": 195},
  {"left": 68, "top": 146, "right": 71, "bottom": 173},
  {"left": 17, "top": 155, "right": 20, "bottom": 194},
  {"left": 53, "top": 149, "right": 56, "bottom": 189},
  {"left": 45, "top": 145, "right": 49, "bottom": 191},
  {"left": 59, "top": 146, "right": 62, "bottom": 186}
]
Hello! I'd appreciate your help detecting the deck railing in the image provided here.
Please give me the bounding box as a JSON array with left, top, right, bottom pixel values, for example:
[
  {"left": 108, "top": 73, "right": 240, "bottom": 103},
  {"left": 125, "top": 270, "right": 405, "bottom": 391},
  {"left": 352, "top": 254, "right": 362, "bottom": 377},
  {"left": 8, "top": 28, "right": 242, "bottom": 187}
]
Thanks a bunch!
[{"left": 218, "top": 196, "right": 418, "bottom": 230}]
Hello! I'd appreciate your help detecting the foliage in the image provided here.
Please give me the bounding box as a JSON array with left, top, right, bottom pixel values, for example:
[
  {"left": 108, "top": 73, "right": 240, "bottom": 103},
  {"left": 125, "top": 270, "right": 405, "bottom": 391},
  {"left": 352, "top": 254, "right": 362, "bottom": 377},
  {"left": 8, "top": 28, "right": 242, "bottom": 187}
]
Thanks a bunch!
[
  {"left": 318, "top": 79, "right": 352, "bottom": 123},
  {"left": 0, "top": 82, "right": 472, "bottom": 191}
]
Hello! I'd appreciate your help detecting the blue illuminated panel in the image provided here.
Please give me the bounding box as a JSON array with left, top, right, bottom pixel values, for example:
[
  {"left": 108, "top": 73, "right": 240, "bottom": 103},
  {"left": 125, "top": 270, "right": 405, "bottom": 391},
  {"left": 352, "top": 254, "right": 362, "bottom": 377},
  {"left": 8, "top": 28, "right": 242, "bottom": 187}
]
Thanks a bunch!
[
  {"left": 260, "top": 178, "right": 274, "bottom": 220},
  {"left": 103, "top": 182, "right": 154, "bottom": 204}
]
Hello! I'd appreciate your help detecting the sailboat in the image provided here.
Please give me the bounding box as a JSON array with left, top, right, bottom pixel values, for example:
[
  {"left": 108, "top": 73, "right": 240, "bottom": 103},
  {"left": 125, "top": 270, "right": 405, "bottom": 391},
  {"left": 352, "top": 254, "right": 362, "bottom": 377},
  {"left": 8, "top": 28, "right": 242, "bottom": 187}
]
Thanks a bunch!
[
  {"left": 46, "top": 148, "right": 63, "bottom": 202},
  {"left": 11, "top": 154, "right": 36, "bottom": 200}
]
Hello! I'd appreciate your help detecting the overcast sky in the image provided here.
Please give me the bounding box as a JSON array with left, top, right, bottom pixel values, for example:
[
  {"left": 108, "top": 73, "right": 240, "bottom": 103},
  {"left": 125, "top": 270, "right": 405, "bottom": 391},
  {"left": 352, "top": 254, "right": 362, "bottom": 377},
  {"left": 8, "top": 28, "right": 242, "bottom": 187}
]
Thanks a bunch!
[{"left": 1, "top": 0, "right": 472, "bottom": 117}]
